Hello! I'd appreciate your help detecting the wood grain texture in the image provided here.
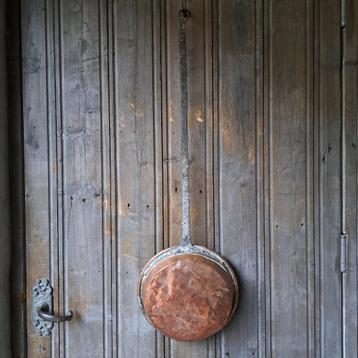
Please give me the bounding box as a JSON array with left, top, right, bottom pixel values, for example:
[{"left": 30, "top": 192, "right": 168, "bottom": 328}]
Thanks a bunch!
[{"left": 20, "top": 0, "right": 358, "bottom": 357}]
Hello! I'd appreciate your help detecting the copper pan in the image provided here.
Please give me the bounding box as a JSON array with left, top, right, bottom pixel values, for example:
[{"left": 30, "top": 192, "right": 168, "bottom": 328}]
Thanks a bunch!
[
  {"left": 138, "top": 245, "right": 239, "bottom": 341},
  {"left": 138, "top": 8, "right": 239, "bottom": 341}
]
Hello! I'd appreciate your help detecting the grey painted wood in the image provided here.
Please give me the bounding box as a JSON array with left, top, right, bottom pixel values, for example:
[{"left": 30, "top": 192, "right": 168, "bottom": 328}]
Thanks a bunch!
[
  {"left": 21, "top": 0, "right": 358, "bottom": 357},
  {"left": 0, "top": 0, "right": 11, "bottom": 356}
]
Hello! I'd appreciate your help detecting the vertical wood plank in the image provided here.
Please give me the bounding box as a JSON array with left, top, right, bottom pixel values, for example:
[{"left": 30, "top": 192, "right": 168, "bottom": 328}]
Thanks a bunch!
[
  {"left": 98, "top": 0, "right": 114, "bottom": 356},
  {"left": 306, "top": 1, "right": 315, "bottom": 356},
  {"left": 204, "top": 1, "right": 218, "bottom": 356},
  {"left": 263, "top": 0, "right": 271, "bottom": 355},
  {"left": 255, "top": 0, "right": 266, "bottom": 356},
  {"left": 106, "top": 0, "right": 119, "bottom": 355},
  {"left": 22, "top": 0, "right": 52, "bottom": 355},
  {"left": 165, "top": 0, "right": 182, "bottom": 257},
  {"left": 153, "top": 0, "right": 165, "bottom": 356},
  {"left": 211, "top": 0, "right": 221, "bottom": 356},
  {"left": 45, "top": 0, "right": 61, "bottom": 355},
  {"left": 114, "top": 0, "right": 158, "bottom": 356},
  {"left": 160, "top": 1, "right": 171, "bottom": 356},
  {"left": 343, "top": 0, "right": 358, "bottom": 356},
  {"left": 267, "top": 0, "right": 314, "bottom": 356},
  {"left": 218, "top": 0, "right": 258, "bottom": 357},
  {"left": 316, "top": 0, "right": 342, "bottom": 356},
  {"left": 60, "top": 0, "right": 104, "bottom": 356}
]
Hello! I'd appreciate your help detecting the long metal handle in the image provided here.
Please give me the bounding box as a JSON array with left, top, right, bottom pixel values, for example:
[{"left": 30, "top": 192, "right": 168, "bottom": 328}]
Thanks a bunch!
[
  {"left": 179, "top": 8, "right": 192, "bottom": 247},
  {"left": 37, "top": 303, "right": 73, "bottom": 323}
]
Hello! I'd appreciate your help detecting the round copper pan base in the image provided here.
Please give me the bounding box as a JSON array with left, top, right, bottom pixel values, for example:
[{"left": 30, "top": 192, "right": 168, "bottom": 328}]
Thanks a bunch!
[{"left": 139, "top": 245, "right": 239, "bottom": 341}]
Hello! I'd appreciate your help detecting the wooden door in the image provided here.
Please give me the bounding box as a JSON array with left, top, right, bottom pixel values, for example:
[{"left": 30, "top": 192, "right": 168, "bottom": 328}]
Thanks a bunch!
[{"left": 21, "top": 0, "right": 358, "bottom": 357}]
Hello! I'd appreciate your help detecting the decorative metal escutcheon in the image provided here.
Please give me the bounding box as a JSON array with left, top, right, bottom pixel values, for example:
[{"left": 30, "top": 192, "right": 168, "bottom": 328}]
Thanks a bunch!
[
  {"left": 32, "top": 279, "right": 54, "bottom": 336},
  {"left": 32, "top": 278, "right": 73, "bottom": 336}
]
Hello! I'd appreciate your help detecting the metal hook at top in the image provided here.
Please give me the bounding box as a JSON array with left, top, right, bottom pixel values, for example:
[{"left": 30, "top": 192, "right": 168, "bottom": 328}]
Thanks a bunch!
[{"left": 179, "top": 9, "right": 191, "bottom": 23}]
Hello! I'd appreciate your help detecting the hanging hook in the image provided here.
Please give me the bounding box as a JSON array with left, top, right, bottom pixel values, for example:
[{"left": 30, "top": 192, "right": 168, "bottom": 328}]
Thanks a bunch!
[{"left": 179, "top": 9, "right": 191, "bottom": 23}]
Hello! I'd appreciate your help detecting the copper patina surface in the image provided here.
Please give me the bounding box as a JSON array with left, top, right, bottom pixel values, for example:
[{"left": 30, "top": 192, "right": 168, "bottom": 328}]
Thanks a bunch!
[{"left": 141, "top": 254, "right": 237, "bottom": 341}]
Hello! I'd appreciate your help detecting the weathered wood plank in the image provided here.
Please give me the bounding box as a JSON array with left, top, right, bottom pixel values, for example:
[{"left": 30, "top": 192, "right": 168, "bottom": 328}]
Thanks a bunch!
[
  {"left": 45, "top": 0, "right": 61, "bottom": 355},
  {"left": 306, "top": 1, "right": 316, "bottom": 356},
  {"left": 268, "top": 0, "right": 313, "bottom": 356},
  {"left": 60, "top": 0, "right": 104, "bottom": 356},
  {"left": 160, "top": 1, "right": 171, "bottom": 356},
  {"left": 204, "top": 1, "right": 218, "bottom": 357},
  {"left": 153, "top": 0, "right": 165, "bottom": 356},
  {"left": 343, "top": 0, "right": 358, "bottom": 356},
  {"left": 263, "top": 0, "right": 271, "bottom": 355},
  {"left": 114, "top": 0, "right": 158, "bottom": 356},
  {"left": 211, "top": 0, "right": 222, "bottom": 356},
  {"left": 315, "top": 0, "right": 342, "bottom": 356},
  {"left": 99, "top": 0, "right": 113, "bottom": 356},
  {"left": 105, "top": 0, "right": 119, "bottom": 356},
  {"left": 22, "top": 0, "right": 52, "bottom": 355},
  {"left": 255, "top": 0, "right": 266, "bottom": 357},
  {"left": 218, "top": 0, "right": 258, "bottom": 356}
]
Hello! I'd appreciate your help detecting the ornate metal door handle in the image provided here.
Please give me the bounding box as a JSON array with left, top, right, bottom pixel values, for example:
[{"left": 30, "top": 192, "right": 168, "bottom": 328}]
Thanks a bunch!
[
  {"left": 37, "top": 303, "right": 73, "bottom": 323},
  {"left": 32, "top": 278, "right": 73, "bottom": 336}
]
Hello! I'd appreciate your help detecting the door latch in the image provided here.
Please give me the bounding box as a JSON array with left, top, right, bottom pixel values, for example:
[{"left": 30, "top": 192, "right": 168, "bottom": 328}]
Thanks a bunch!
[{"left": 32, "top": 278, "right": 73, "bottom": 336}]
